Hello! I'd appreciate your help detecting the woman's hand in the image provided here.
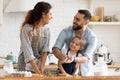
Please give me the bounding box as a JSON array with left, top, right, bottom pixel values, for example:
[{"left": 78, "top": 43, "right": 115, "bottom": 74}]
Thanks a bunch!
[
  {"left": 29, "top": 59, "right": 41, "bottom": 74},
  {"left": 40, "top": 52, "right": 48, "bottom": 75},
  {"left": 39, "top": 64, "right": 45, "bottom": 75}
]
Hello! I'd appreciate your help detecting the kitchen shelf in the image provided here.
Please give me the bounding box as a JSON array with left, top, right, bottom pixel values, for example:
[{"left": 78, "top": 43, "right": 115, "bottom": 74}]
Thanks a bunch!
[
  {"left": 88, "top": 22, "right": 120, "bottom": 26},
  {"left": 86, "top": 0, "right": 120, "bottom": 26}
]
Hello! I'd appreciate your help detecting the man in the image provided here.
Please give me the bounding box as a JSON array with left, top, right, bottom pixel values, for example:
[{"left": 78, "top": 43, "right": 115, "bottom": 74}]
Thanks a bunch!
[{"left": 53, "top": 10, "right": 97, "bottom": 76}]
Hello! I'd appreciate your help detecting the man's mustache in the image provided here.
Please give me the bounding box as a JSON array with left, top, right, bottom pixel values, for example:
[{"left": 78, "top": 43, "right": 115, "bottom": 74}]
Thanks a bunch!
[{"left": 73, "top": 22, "right": 77, "bottom": 25}]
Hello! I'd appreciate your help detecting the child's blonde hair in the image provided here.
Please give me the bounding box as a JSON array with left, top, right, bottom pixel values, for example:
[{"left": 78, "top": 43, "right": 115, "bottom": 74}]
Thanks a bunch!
[{"left": 71, "top": 35, "right": 86, "bottom": 51}]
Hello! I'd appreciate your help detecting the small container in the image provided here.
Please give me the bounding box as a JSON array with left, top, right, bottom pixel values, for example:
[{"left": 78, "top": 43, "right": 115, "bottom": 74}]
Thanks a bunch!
[
  {"left": 114, "top": 14, "right": 120, "bottom": 21},
  {"left": 98, "top": 7, "right": 104, "bottom": 22},
  {"left": 91, "top": 16, "right": 100, "bottom": 22},
  {"left": 7, "top": 52, "right": 17, "bottom": 64},
  {"left": 3, "top": 60, "right": 14, "bottom": 73},
  {"left": 104, "top": 16, "right": 112, "bottom": 22}
]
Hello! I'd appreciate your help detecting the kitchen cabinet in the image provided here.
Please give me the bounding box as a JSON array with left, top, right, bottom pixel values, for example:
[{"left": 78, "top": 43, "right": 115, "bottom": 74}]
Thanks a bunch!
[{"left": 0, "top": 0, "right": 3, "bottom": 24}]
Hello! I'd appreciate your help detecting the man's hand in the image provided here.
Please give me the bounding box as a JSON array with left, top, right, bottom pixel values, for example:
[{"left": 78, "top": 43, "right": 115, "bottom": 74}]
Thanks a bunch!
[
  {"left": 53, "top": 48, "right": 74, "bottom": 63},
  {"left": 75, "top": 56, "right": 88, "bottom": 63},
  {"left": 59, "top": 54, "right": 73, "bottom": 63},
  {"left": 59, "top": 53, "right": 67, "bottom": 62}
]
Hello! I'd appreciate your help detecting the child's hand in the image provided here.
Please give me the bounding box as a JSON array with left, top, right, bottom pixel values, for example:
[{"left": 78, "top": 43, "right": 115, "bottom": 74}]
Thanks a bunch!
[
  {"left": 73, "top": 73, "right": 78, "bottom": 76},
  {"left": 58, "top": 73, "right": 72, "bottom": 77},
  {"left": 65, "top": 73, "right": 72, "bottom": 77},
  {"left": 64, "top": 56, "right": 73, "bottom": 63}
]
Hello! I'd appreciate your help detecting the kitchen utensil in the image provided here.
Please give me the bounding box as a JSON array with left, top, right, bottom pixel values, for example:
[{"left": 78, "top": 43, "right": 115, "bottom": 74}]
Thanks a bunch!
[
  {"left": 98, "top": 44, "right": 108, "bottom": 55},
  {"left": 93, "top": 44, "right": 113, "bottom": 65},
  {"left": 106, "top": 58, "right": 113, "bottom": 65}
]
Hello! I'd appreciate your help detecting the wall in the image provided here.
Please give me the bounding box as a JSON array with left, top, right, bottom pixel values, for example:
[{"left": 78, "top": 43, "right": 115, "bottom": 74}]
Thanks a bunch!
[
  {"left": 0, "top": 0, "right": 3, "bottom": 24},
  {"left": 0, "top": 0, "right": 120, "bottom": 64}
]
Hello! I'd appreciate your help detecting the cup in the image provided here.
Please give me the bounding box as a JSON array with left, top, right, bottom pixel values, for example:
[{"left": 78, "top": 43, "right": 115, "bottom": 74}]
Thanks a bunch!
[{"left": 7, "top": 55, "right": 17, "bottom": 64}]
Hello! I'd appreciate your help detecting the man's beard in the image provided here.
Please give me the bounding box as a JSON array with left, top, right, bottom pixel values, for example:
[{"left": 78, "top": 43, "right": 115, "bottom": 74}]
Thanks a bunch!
[{"left": 72, "top": 25, "right": 83, "bottom": 30}]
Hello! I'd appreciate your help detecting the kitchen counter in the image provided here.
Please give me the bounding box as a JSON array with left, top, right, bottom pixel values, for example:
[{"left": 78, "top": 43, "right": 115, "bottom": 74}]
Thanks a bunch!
[
  {"left": 0, "top": 64, "right": 58, "bottom": 69},
  {"left": 108, "top": 65, "right": 120, "bottom": 68},
  {"left": 0, "top": 74, "right": 120, "bottom": 80},
  {"left": 0, "top": 64, "right": 17, "bottom": 69},
  {"left": 0, "top": 64, "right": 120, "bottom": 79},
  {"left": 1, "top": 64, "right": 120, "bottom": 69},
  {"left": 46, "top": 64, "right": 120, "bottom": 68}
]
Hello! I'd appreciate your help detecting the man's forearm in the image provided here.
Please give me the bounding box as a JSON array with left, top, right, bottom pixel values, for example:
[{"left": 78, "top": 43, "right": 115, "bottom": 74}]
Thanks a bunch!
[
  {"left": 75, "top": 56, "right": 88, "bottom": 63},
  {"left": 52, "top": 47, "right": 61, "bottom": 59}
]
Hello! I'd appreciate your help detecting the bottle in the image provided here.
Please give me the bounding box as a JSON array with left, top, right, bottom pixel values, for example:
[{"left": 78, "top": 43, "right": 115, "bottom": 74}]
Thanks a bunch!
[{"left": 94, "top": 55, "right": 108, "bottom": 76}]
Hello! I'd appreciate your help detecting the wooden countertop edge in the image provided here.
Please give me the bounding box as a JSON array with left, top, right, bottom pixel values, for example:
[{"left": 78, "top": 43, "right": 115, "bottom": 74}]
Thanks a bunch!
[
  {"left": 3, "top": 74, "right": 120, "bottom": 80},
  {"left": 107, "top": 65, "right": 120, "bottom": 68},
  {"left": 45, "top": 64, "right": 120, "bottom": 68},
  {"left": 0, "top": 64, "right": 120, "bottom": 69},
  {"left": 0, "top": 64, "right": 17, "bottom": 68}
]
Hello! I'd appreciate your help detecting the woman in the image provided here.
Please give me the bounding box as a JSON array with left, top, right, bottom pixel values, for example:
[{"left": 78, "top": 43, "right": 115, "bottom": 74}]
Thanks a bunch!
[{"left": 17, "top": 2, "right": 52, "bottom": 75}]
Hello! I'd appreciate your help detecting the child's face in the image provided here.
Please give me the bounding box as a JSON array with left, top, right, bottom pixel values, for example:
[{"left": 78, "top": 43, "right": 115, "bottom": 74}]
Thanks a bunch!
[{"left": 70, "top": 37, "right": 81, "bottom": 52}]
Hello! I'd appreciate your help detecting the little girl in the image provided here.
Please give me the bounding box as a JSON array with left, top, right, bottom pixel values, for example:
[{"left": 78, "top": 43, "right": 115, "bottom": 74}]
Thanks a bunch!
[{"left": 58, "top": 36, "right": 86, "bottom": 76}]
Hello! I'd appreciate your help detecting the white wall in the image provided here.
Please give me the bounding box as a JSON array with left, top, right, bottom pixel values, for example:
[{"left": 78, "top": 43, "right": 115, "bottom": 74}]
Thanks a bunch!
[
  {"left": 0, "top": 0, "right": 3, "bottom": 24},
  {"left": 0, "top": 0, "right": 120, "bottom": 64}
]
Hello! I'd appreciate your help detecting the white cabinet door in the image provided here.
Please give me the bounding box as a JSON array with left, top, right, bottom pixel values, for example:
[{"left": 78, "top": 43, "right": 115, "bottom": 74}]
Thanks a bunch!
[{"left": 0, "top": 0, "right": 3, "bottom": 24}]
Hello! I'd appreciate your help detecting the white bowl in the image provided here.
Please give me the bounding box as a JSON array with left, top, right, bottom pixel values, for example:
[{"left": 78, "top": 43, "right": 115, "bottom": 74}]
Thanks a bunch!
[{"left": 114, "top": 14, "right": 120, "bottom": 21}]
